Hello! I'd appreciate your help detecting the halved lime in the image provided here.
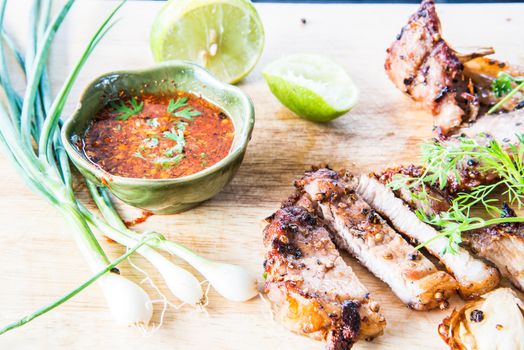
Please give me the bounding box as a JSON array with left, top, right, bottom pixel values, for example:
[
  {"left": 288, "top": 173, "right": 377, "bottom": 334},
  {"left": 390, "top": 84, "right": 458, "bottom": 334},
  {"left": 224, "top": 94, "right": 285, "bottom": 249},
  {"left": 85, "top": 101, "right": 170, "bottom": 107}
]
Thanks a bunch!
[
  {"left": 263, "top": 54, "right": 359, "bottom": 122},
  {"left": 150, "top": 0, "right": 264, "bottom": 84}
]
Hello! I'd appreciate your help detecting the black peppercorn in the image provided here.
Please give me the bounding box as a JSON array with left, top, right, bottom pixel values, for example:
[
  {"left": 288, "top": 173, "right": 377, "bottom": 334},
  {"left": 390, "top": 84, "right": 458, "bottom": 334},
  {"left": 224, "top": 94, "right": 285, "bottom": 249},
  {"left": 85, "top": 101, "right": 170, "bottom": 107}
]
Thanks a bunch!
[{"left": 470, "top": 309, "right": 484, "bottom": 322}]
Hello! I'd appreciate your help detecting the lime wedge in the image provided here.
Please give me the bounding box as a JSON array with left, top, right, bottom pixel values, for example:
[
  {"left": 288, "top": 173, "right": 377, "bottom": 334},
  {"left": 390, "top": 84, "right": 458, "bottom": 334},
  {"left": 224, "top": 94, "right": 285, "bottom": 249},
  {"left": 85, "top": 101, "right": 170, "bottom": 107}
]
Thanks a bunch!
[
  {"left": 263, "top": 54, "right": 359, "bottom": 122},
  {"left": 150, "top": 0, "right": 264, "bottom": 84}
]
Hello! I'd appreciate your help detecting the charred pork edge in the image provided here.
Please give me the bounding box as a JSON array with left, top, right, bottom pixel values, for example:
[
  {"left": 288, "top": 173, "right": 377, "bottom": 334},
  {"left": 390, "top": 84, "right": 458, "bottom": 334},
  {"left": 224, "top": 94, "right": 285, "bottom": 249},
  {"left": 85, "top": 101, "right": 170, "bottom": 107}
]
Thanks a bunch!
[{"left": 263, "top": 205, "right": 386, "bottom": 347}]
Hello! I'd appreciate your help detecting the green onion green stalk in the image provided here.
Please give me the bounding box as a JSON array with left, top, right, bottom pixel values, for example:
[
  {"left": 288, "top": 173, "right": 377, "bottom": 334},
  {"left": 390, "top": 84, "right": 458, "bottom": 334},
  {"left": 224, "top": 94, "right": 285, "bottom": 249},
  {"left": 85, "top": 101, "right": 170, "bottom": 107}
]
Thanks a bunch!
[{"left": 0, "top": 0, "right": 256, "bottom": 335}]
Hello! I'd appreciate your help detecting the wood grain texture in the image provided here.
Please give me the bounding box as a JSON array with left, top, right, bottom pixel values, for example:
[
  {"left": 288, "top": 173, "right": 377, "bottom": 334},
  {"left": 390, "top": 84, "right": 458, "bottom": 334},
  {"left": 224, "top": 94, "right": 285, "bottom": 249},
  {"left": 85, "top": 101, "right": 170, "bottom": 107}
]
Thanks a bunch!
[{"left": 1, "top": 1, "right": 524, "bottom": 349}]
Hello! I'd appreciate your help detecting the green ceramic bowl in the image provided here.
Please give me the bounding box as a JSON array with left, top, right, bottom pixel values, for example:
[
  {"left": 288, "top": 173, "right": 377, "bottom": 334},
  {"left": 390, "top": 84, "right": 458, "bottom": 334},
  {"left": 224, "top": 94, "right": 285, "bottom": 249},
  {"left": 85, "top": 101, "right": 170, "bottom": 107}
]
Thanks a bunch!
[{"left": 61, "top": 61, "right": 254, "bottom": 214}]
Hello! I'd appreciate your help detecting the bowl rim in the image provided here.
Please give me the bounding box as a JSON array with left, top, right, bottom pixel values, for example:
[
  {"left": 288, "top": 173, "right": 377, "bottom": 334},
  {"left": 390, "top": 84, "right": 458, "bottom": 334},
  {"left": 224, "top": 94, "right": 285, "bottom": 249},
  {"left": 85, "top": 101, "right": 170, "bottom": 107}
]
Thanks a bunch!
[{"left": 61, "top": 60, "right": 255, "bottom": 185}]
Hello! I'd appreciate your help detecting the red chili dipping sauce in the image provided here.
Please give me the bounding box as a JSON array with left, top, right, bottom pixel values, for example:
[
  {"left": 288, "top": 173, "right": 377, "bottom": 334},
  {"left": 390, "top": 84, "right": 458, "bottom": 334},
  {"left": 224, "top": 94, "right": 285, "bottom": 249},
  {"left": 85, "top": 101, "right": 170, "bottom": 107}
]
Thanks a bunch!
[{"left": 82, "top": 92, "right": 234, "bottom": 179}]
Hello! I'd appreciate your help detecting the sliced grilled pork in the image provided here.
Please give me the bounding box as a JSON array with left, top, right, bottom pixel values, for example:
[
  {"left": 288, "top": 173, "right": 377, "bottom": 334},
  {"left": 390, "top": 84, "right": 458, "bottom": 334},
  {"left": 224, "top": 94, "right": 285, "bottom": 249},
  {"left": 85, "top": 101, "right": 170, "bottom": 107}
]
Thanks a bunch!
[
  {"left": 385, "top": 0, "right": 524, "bottom": 135},
  {"left": 381, "top": 126, "right": 524, "bottom": 198},
  {"left": 440, "top": 123, "right": 524, "bottom": 194},
  {"left": 356, "top": 174, "right": 500, "bottom": 299},
  {"left": 379, "top": 166, "right": 524, "bottom": 292},
  {"left": 263, "top": 205, "right": 386, "bottom": 349},
  {"left": 464, "top": 204, "right": 524, "bottom": 291},
  {"left": 385, "top": 0, "right": 478, "bottom": 135},
  {"left": 378, "top": 165, "right": 451, "bottom": 216},
  {"left": 295, "top": 168, "right": 457, "bottom": 310},
  {"left": 459, "top": 109, "right": 524, "bottom": 145}
]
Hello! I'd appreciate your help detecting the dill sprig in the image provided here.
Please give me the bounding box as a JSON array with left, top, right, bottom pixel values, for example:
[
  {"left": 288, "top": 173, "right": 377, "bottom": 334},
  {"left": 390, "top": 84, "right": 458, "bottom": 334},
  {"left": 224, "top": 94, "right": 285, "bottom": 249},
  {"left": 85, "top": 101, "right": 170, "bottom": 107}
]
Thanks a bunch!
[
  {"left": 415, "top": 201, "right": 524, "bottom": 254},
  {"left": 112, "top": 97, "right": 143, "bottom": 120},
  {"left": 389, "top": 134, "right": 524, "bottom": 253}
]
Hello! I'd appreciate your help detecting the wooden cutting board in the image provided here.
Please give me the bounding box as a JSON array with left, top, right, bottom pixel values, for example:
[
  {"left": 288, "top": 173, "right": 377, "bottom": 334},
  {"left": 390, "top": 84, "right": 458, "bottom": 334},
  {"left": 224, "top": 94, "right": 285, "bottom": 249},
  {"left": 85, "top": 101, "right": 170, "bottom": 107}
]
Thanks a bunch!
[{"left": 2, "top": 1, "right": 524, "bottom": 349}]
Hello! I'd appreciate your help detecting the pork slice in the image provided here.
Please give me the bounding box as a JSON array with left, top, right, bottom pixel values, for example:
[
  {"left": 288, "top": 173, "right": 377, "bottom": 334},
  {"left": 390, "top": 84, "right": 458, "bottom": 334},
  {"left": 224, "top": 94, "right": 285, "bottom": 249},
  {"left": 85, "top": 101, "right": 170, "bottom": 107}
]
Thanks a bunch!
[
  {"left": 464, "top": 204, "right": 524, "bottom": 291},
  {"left": 263, "top": 205, "right": 386, "bottom": 349},
  {"left": 378, "top": 165, "right": 451, "bottom": 216},
  {"left": 385, "top": 0, "right": 478, "bottom": 135},
  {"left": 385, "top": 0, "right": 442, "bottom": 92},
  {"left": 296, "top": 169, "right": 457, "bottom": 310},
  {"left": 356, "top": 174, "right": 500, "bottom": 299},
  {"left": 379, "top": 166, "right": 524, "bottom": 292},
  {"left": 459, "top": 109, "right": 524, "bottom": 145}
]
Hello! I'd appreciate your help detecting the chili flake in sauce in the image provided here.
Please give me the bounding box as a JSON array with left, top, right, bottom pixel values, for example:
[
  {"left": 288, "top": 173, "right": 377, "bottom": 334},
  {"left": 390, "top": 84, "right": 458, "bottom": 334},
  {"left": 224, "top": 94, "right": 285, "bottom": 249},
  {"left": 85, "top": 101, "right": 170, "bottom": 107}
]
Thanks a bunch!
[{"left": 82, "top": 92, "right": 234, "bottom": 179}]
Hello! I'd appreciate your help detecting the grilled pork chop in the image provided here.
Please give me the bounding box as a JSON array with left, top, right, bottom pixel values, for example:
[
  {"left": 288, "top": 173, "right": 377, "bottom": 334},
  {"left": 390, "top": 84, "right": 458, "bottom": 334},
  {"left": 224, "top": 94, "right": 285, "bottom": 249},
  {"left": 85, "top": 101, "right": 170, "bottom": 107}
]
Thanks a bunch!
[
  {"left": 295, "top": 168, "right": 457, "bottom": 310},
  {"left": 459, "top": 109, "right": 524, "bottom": 145},
  {"left": 464, "top": 204, "right": 524, "bottom": 292},
  {"left": 385, "top": 0, "right": 478, "bottom": 135},
  {"left": 440, "top": 120, "right": 524, "bottom": 194},
  {"left": 379, "top": 165, "right": 524, "bottom": 292},
  {"left": 385, "top": 0, "right": 524, "bottom": 135},
  {"left": 263, "top": 205, "right": 386, "bottom": 349},
  {"left": 379, "top": 165, "right": 452, "bottom": 216},
  {"left": 380, "top": 120, "right": 524, "bottom": 199},
  {"left": 356, "top": 174, "right": 500, "bottom": 299}
]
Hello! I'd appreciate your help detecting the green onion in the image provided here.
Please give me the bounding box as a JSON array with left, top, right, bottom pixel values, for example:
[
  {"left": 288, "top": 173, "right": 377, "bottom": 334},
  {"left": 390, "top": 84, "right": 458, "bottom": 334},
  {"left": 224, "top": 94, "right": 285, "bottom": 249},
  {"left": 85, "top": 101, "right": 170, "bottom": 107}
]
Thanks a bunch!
[
  {"left": 0, "top": 0, "right": 257, "bottom": 334},
  {"left": 79, "top": 202, "right": 258, "bottom": 302},
  {"left": 0, "top": 0, "right": 153, "bottom": 331},
  {"left": 0, "top": 234, "right": 157, "bottom": 335},
  {"left": 86, "top": 181, "right": 204, "bottom": 306}
]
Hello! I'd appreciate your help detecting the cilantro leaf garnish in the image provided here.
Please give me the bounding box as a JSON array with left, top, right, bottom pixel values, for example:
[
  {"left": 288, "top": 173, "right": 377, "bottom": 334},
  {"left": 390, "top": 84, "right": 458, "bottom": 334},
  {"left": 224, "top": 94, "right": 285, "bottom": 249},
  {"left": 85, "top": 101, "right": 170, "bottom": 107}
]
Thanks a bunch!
[
  {"left": 163, "top": 127, "right": 186, "bottom": 156},
  {"left": 146, "top": 118, "right": 159, "bottom": 128},
  {"left": 166, "top": 96, "right": 201, "bottom": 121},
  {"left": 492, "top": 73, "right": 514, "bottom": 97},
  {"left": 489, "top": 72, "right": 524, "bottom": 114},
  {"left": 153, "top": 154, "right": 184, "bottom": 169},
  {"left": 112, "top": 97, "right": 144, "bottom": 121},
  {"left": 177, "top": 121, "right": 187, "bottom": 130},
  {"left": 174, "top": 108, "right": 201, "bottom": 121},
  {"left": 163, "top": 129, "right": 184, "bottom": 144},
  {"left": 143, "top": 137, "right": 159, "bottom": 148},
  {"left": 133, "top": 151, "right": 146, "bottom": 160},
  {"left": 167, "top": 97, "right": 188, "bottom": 113}
]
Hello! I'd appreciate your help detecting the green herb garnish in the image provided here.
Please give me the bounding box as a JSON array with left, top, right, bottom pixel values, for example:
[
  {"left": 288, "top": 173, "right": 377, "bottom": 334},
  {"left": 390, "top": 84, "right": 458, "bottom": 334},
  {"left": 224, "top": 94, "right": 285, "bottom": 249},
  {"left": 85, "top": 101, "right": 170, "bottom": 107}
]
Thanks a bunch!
[
  {"left": 200, "top": 153, "right": 207, "bottom": 158},
  {"left": 166, "top": 96, "right": 201, "bottom": 121},
  {"left": 389, "top": 134, "right": 524, "bottom": 254},
  {"left": 153, "top": 154, "right": 184, "bottom": 168},
  {"left": 143, "top": 137, "right": 159, "bottom": 148},
  {"left": 112, "top": 97, "right": 144, "bottom": 121},
  {"left": 167, "top": 97, "right": 188, "bottom": 113},
  {"left": 175, "top": 108, "right": 201, "bottom": 121},
  {"left": 489, "top": 72, "right": 524, "bottom": 114},
  {"left": 133, "top": 151, "right": 146, "bottom": 160},
  {"left": 146, "top": 118, "right": 159, "bottom": 128},
  {"left": 163, "top": 128, "right": 185, "bottom": 156},
  {"left": 163, "top": 128, "right": 184, "bottom": 144},
  {"left": 177, "top": 121, "right": 187, "bottom": 132},
  {"left": 492, "top": 73, "right": 514, "bottom": 97}
]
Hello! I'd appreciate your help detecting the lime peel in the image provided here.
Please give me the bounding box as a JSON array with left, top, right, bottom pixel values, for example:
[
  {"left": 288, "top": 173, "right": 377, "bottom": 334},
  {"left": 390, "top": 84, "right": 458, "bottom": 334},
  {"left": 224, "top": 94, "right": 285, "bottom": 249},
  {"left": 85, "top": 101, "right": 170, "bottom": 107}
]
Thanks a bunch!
[
  {"left": 263, "top": 54, "right": 359, "bottom": 122},
  {"left": 150, "top": 0, "right": 264, "bottom": 84}
]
